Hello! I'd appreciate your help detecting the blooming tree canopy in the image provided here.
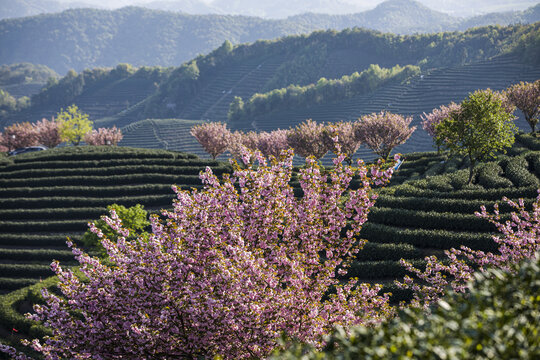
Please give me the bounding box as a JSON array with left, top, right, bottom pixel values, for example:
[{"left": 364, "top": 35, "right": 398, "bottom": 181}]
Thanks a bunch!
[
  {"left": 420, "top": 102, "right": 461, "bottom": 139},
  {"left": 0, "top": 122, "right": 38, "bottom": 151},
  {"left": 84, "top": 126, "right": 123, "bottom": 146},
  {"left": 34, "top": 118, "right": 62, "bottom": 148},
  {"left": 355, "top": 111, "right": 416, "bottom": 160},
  {"left": 190, "top": 122, "right": 232, "bottom": 159},
  {"left": 323, "top": 121, "right": 361, "bottom": 164},
  {"left": 287, "top": 119, "right": 329, "bottom": 159},
  {"left": 22, "top": 148, "right": 397, "bottom": 360},
  {"left": 505, "top": 80, "right": 540, "bottom": 133},
  {"left": 257, "top": 129, "right": 290, "bottom": 159}
]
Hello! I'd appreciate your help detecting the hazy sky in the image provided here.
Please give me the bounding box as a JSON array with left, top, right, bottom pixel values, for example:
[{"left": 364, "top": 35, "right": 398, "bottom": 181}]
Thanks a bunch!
[{"left": 52, "top": 0, "right": 538, "bottom": 16}]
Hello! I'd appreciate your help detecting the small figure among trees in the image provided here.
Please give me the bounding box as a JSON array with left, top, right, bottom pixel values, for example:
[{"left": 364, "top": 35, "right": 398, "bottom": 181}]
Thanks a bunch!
[
  {"left": 56, "top": 104, "right": 92, "bottom": 146},
  {"left": 355, "top": 111, "right": 416, "bottom": 160}
]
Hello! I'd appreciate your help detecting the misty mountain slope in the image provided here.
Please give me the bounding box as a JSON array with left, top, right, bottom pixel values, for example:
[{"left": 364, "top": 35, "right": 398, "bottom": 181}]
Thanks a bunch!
[{"left": 1, "top": 1, "right": 539, "bottom": 73}]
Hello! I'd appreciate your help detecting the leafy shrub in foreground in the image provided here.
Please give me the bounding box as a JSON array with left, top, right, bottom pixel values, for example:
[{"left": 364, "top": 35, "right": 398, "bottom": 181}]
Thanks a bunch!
[{"left": 274, "top": 254, "right": 540, "bottom": 359}]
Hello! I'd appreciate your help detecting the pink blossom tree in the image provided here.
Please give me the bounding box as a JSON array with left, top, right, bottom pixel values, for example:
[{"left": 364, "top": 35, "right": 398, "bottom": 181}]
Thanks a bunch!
[
  {"left": 34, "top": 118, "right": 62, "bottom": 148},
  {"left": 398, "top": 192, "right": 540, "bottom": 309},
  {"left": 504, "top": 80, "right": 540, "bottom": 133},
  {"left": 323, "top": 121, "right": 360, "bottom": 164},
  {"left": 19, "top": 149, "right": 397, "bottom": 360},
  {"left": 191, "top": 122, "right": 232, "bottom": 159},
  {"left": 227, "top": 130, "right": 260, "bottom": 162},
  {"left": 355, "top": 111, "right": 416, "bottom": 160},
  {"left": 84, "top": 126, "right": 123, "bottom": 146},
  {"left": 257, "top": 129, "right": 290, "bottom": 159},
  {"left": 287, "top": 119, "right": 329, "bottom": 159},
  {"left": 0, "top": 122, "right": 39, "bottom": 151},
  {"left": 420, "top": 102, "right": 461, "bottom": 139}
]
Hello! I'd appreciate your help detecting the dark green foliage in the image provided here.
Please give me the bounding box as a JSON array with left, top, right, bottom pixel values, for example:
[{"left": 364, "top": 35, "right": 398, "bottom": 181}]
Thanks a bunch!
[
  {"left": 504, "top": 156, "right": 540, "bottom": 187},
  {"left": 275, "top": 255, "right": 540, "bottom": 359},
  {"left": 391, "top": 183, "right": 539, "bottom": 201},
  {"left": 360, "top": 223, "right": 497, "bottom": 252},
  {"left": 346, "top": 259, "right": 427, "bottom": 280},
  {"left": 368, "top": 207, "right": 498, "bottom": 232},
  {"left": 476, "top": 162, "right": 514, "bottom": 188},
  {"left": 375, "top": 194, "right": 533, "bottom": 214},
  {"left": 354, "top": 242, "right": 422, "bottom": 262},
  {"left": 81, "top": 204, "right": 150, "bottom": 256},
  {"left": 435, "top": 89, "right": 517, "bottom": 183}
]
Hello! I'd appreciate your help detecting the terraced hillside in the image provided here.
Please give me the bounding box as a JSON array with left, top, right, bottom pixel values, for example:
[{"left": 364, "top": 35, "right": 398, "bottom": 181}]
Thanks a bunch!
[
  {"left": 246, "top": 55, "right": 540, "bottom": 156},
  {"left": 117, "top": 56, "right": 540, "bottom": 163},
  {"left": 2, "top": 135, "right": 540, "bottom": 355},
  {"left": 0, "top": 146, "right": 230, "bottom": 294}
]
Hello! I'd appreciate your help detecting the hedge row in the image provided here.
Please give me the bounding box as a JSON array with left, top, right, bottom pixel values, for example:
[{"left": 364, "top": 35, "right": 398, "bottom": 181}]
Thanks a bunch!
[
  {"left": 2, "top": 158, "right": 224, "bottom": 172},
  {"left": 503, "top": 156, "right": 540, "bottom": 188},
  {"left": 476, "top": 162, "right": 514, "bottom": 189},
  {"left": 0, "top": 195, "right": 175, "bottom": 209},
  {"left": 0, "top": 249, "right": 75, "bottom": 262},
  {"left": 0, "top": 234, "right": 78, "bottom": 247},
  {"left": 11, "top": 147, "right": 197, "bottom": 163},
  {"left": 389, "top": 183, "right": 539, "bottom": 201},
  {"left": 374, "top": 195, "right": 530, "bottom": 215},
  {"left": 0, "top": 173, "right": 206, "bottom": 188},
  {"left": 346, "top": 259, "right": 427, "bottom": 280},
  {"left": 368, "top": 207, "right": 498, "bottom": 232},
  {"left": 0, "top": 220, "right": 91, "bottom": 232},
  {"left": 0, "top": 264, "right": 54, "bottom": 278},
  {"left": 360, "top": 223, "right": 497, "bottom": 252},
  {"left": 0, "top": 276, "right": 57, "bottom": 337},
  {"left": 0, "top": 184, "right": 174, "bottom": 198},
  {"left": 354, "top": 242, "right": 422, "bottom": 262},
  {"left": 0, "top": 164, "right": 231, "bottom": 179},
  {"left": 0, "top": 207, "right": 107, "bottom": 220},
  {"left": 516, "top": 133, "right": 540, "bottom": 151},
  {"left": 0, "top": 278, "right": 38, "bottom": 292}
]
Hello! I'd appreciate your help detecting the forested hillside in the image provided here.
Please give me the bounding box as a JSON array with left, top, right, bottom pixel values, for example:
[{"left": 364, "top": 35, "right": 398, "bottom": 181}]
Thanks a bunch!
[{"left": 0, "top": 1, "right": 539, "bottom": 73}]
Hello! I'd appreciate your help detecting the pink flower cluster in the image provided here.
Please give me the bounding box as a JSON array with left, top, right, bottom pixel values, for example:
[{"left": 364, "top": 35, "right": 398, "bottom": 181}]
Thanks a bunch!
[
  {"left": 21, "top": 148, "right": 397, "bottom": 359},
  {"left": 504, "top": 80, "right": 540, "bottom": 133},
  {"left": 398, "top": 191, "right": 540, "bottom": 309},
  {"left": 420, "top": 102, "right": 461, "bottom": 138},
  {"left": 0, "top": 118, "right": 62, "bottom": 151},
  {"left": 84, "top": 126, "right": 123, "bottom": 146}
]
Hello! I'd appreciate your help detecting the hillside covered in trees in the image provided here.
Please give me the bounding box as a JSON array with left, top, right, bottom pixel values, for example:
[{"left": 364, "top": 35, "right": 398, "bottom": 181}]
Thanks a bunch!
[
  {"left": 2, "top": 22, "right": 539, "bottom": 140},
  {"left": 0, "top": 1, "right": 539, "bottom": 73}
]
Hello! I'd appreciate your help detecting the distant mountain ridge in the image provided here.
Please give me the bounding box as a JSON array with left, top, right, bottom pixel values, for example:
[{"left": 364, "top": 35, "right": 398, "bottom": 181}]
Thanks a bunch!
[
  {"left": 1, "top": 1, "right": 539, "bottom": 74},
  {"left": 2, "top": 0, "right": 538, "bottom": 20}
]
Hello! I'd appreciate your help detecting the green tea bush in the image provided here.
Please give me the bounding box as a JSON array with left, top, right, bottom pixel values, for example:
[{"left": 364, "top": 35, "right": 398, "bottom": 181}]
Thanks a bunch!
[
  {"left": 360, "top": 223, "right": 497, "bottom": 252},
  {"left": 476, "top": 162, "right": 514, "bottom": 189},
  {"left": 504, "top": 156, "right": 539, "bottom": 187},
  {"left": 368, "top": 207, "right": 497, "bottom": 232},
  {"left": 275, "top": 255, "right": 540, "bottom": 359}
]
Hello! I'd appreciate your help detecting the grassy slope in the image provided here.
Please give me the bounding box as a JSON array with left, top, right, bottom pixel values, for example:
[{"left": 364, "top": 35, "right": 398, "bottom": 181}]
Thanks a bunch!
[{"left": 2, "top": 135, "right": 540, "bottom": 355}]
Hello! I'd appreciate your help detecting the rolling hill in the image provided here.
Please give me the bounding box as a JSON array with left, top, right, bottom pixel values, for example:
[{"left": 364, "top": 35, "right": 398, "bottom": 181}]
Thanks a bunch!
[{"left": 1, "top": 1, "right": 539, "bottom": 73}]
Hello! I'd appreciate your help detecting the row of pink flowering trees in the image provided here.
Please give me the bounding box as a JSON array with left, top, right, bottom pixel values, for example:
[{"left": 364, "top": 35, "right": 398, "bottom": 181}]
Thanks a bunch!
[
  {"left": 191, "top": 111, "right": 416, "bottom": 163},
  {"left": 0, "top": 119, "right": 123, "bottom": 152}
]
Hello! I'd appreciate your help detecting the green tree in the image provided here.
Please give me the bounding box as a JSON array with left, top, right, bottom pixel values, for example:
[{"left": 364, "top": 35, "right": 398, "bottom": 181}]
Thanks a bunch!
[
  {"left": 81, "top": 203, "right": 150, "bottom": 257},
  {"left": 228, "top": 96, "right": 244, "bottom": 121},
  {"left": 56, "top": 104, "right": 92, "bottom": 146},
  {"left": 435, "top": 89, "right": 516, "bottom": 184}
]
